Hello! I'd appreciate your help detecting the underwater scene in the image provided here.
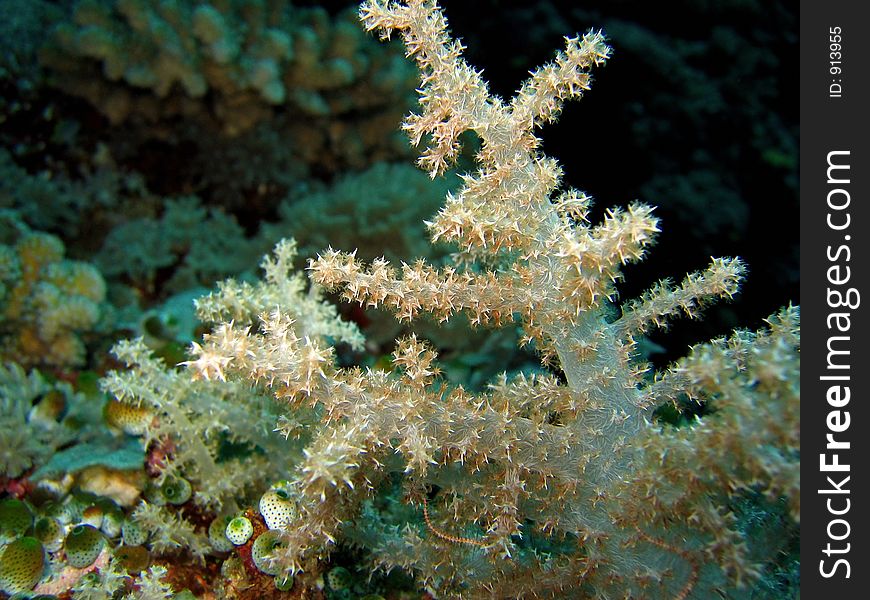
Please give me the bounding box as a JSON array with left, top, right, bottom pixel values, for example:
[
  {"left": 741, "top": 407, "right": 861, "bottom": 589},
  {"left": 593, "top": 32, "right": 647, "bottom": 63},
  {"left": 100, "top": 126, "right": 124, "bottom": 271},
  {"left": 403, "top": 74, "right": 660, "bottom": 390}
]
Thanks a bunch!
[{"left": 0, "top": 0, "right": 798, "bottom": 598}]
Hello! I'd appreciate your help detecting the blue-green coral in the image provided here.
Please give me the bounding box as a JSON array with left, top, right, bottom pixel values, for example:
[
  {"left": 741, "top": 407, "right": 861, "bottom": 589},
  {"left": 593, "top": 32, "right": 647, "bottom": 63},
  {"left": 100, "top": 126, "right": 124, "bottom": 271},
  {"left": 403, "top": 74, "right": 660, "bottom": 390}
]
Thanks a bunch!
[
  {"left": 96, "top": 196, "right": 261, "bottom": 295},
  {"left": 0, "top": 363, "right": 84, "bottom": 478}
]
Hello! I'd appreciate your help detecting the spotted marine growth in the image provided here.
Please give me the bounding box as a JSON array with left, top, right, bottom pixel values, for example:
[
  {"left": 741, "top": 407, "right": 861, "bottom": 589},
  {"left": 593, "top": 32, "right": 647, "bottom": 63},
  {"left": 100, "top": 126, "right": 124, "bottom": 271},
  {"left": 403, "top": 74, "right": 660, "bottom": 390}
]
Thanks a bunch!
[
  {"left": 225, "top": 516, "right": 254, "bottom": 546},
  {"left": 275, "top": 573, "right": 294, "bottom": 591},
  {"left": 208, "top": 515, "right": 235, "bottom": 552},
  {"left": 258, "top": 488, "right": 297, "bottom": 531},
  {"left": 121, "top": 517, "right": 148, "bottom": 546},
  {"left": 251, "top": 530, "right": 285, "bottom": 576},
  {"left": 103, "top": 399, "right": 155, "bottom": 436},
  {"left": 0, "top": 498, "right": 33, "bottom": 543},
  {"left": 326, "top": 566, "right": 352, "bottom": 592},
  {"left": 101, "top": 508, "right": 124, "bottom": 539},
  {"left": 33, "top": 517, "right": 65, "bottom": 552},
  {"left": 113, "top": 544, "right": 151, "bottom": 574},
  {"left": 160, "top": 476, "right": 193, "bottom": 506},
  {"left": 64, "top": 524, "right": 105, "bottom": 568},
  {"left": 0, "top": 536, "right": 45, "bottom": 594},
  {"left": 81, "top": 505, "right": 103, "bottom": 529}
]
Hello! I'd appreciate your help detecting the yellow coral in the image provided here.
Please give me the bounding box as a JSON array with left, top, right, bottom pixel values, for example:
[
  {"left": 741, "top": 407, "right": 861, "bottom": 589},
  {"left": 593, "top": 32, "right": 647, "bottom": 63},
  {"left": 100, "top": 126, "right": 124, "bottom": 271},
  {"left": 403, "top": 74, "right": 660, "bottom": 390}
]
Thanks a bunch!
[
  {"left": 76, "top": 466, "right": 146, "bottom": 508},
  {"left": 43, "top": 262, "right": 106, "bottom": 302},
  {"left": 103, "top": 399, "right": 155, "bottom": 436},
  {"left": 1, "top": 230, "right": 106, "bottom": 368},
  {"left": 15, "top": 233, "right": 64, "bottom": 283}
]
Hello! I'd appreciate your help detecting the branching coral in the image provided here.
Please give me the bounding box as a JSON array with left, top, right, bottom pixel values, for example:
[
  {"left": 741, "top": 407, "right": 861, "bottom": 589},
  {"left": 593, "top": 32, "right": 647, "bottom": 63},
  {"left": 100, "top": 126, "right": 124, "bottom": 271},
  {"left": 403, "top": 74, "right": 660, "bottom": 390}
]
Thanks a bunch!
[
  {"left": 192, "top": 238, "right": 364, "bottom": 351},
  {"left": 99, "top": 239, "right": 366, "bottom": 555},
  {"left": 176, "top": 1, "right": 799, "bottom": 598},
  {"left": 100, "top": 336, "right": 287, "bottom": 513}
]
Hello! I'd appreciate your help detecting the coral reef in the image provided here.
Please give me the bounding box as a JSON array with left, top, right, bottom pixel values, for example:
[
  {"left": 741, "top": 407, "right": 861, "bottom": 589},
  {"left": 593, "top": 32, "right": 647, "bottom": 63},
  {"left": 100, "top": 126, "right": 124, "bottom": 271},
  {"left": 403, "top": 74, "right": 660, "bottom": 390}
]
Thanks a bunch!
[{"left": 179, "top": 1, "right": 800, "bottom": 598}]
